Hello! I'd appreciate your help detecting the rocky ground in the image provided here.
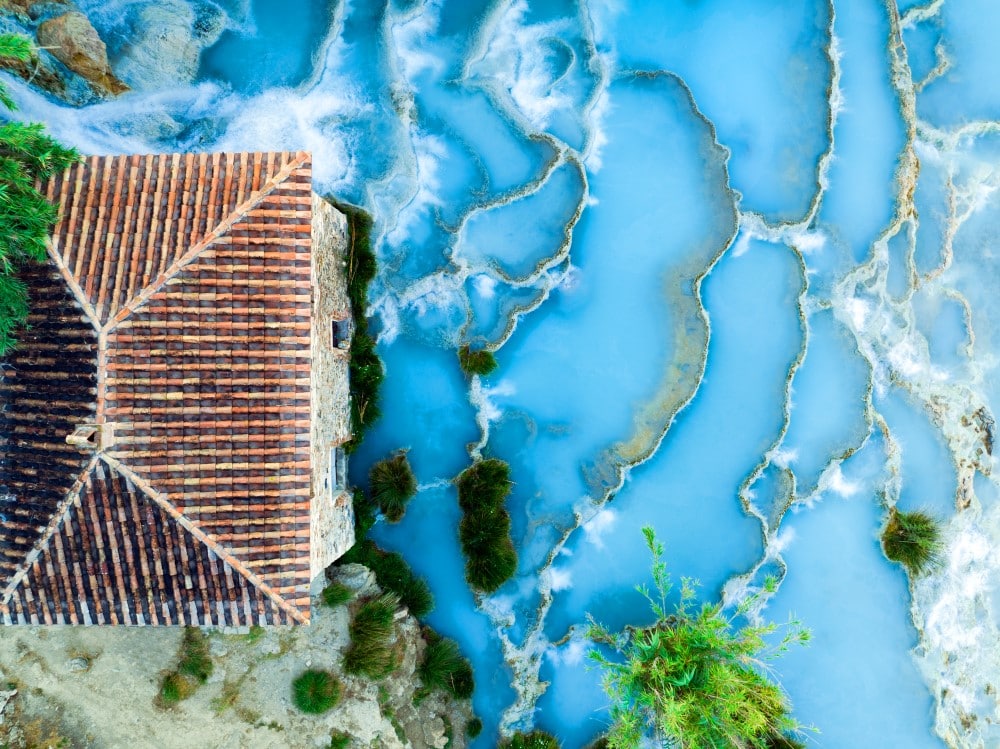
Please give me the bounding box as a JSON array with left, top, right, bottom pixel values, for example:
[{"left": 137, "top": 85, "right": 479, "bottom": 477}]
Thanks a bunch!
[{"left": 0, "top": 565, "right": 473, "bottom": 749}]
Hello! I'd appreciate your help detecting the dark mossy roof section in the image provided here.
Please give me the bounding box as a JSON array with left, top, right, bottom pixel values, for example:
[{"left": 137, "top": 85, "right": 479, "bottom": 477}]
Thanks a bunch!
[{"left": 0, "top": 151, "right": 317, "bottom": 626}]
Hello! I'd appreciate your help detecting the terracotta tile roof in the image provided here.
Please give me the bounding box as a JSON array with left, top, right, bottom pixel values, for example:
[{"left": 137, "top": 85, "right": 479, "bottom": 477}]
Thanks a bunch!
[{"left": 0, "top": 151, "right": 318, "bottom": 625}]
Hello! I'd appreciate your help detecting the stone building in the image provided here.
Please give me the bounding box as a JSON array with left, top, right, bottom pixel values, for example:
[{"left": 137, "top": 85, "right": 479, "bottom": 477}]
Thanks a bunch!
[{"left": 0, "top": 151, "right": 354, "bottom": 625}]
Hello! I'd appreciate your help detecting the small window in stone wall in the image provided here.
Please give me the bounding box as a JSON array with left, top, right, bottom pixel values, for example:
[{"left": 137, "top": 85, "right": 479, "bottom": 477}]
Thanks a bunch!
[
  {"left": 330, "top": 447, "right": 347, "bottom": 493},
  {"left": 331, "top": 319, "right": 351, "bottom": 350}
]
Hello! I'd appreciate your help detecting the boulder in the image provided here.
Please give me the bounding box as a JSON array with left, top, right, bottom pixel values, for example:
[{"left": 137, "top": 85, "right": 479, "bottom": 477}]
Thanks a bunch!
[
  {"left": 36, "top": 10, "right": 127, "bottom": 95},
  {"left": 112, "top": 1, "right": 223, "bottom": 91}
]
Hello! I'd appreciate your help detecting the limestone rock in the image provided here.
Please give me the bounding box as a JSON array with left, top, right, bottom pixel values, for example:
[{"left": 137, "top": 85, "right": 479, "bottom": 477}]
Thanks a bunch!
[
  {"left": 36, "top": 11, "right": 126, "bottom": 95},
  {"left": 111, "top": 1, "right": 223, "bottom": 91}
]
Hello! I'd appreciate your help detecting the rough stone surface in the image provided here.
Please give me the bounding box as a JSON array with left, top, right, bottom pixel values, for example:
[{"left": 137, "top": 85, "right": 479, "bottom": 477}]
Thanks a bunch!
[
  {"left": 110, "top": 1, "right": 205, "bottom": 90},
  {"left": 35, "top": 11, "right": 126, "bottom": 95},
  {"left": 311, "top": 196, "right": 355, "bottom": 576},
  {"left": 0, "top": 567, "right": 473, "bottom": 748}
]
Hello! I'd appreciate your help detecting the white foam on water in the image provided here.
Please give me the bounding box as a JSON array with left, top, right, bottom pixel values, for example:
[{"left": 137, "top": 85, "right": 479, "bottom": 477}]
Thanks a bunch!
[
  {"left": 543, "top": 566, "right": 573, "bottom": 593},
  {"left": 545, "top": 636, "right": 588, "bottom": 667},
  {"left": 582, "top": 84, "right": 611, "bottom": 173},
  {"left": 581, "top": 507, "right": 617, "bottom": 549},
  {"left": 768, "top": 446, "right": 799, "bottom": 469},
  {"left": 471, "top": 0, "right": 574, "bottom": 131},
  {"left": 389, "top": 0, "right": 446, "bottom": 81},
  {"left": 473, "top": 274, "right": 498, "bottom": 300},
  {"left": 789, "top": 228, "right": 827, "bottom": 254},
  {"left": 386, "top": 131, "right": 447, "bottom": 245}
]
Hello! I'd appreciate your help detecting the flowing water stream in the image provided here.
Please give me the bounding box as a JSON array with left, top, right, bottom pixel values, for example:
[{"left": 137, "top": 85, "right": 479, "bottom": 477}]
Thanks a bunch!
[{"left": 5, "top": 1, "right": 1000, "bottom": 746}]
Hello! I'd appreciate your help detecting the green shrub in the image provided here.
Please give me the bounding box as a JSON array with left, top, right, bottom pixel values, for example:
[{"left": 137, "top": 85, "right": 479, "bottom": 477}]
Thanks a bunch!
[
  {"left": 466, "top": 717, "right": 483, "bottom": 739},
  {"left": 464, "top": 535, "right": 518, "bottom": 594},
  {"left": 584, "top": 738, "right": 609, "bottom": 749},
  {"left": 329, "top": 732, "right": 351, "bottom": 749},
  {"left": 589, "top": 527, "right": 810, "bottom": 749},
  {"left": 458, "top": 345, "right": 498, "bottom": 377},
  {"left": 0, "top": 34, "right": 80, "bottom": 355},
  {"left": 341, "top": 540, "right": 433, "bottom": 618},
  {"left": 882, "top": 508, "right": 943, "bottom": 576},
  {"left": 418, "top": 631, "right": 475, "bottom": 699},
  {"left": 177, "top": 627, "right": 213, "bottom": 683},
  {"left": 499, "top": 731, "right": 560, "bottom": 749},
  {"left": 343, "top": 593, "right": 399, "bottom": 679},
  {"left": 321, "top": 582, "right": 354, "bottom": 608},
  {"left": 456, "top": 459, "right": 518, "bottom": 593},
  {"left": 370, "top": 453, "right": 417, "bottom": 523},
  {"left": 456, "top": 459, "right": 512, "bottom": 513},
  {"left": 292, "top": 670, "right": 341, "bottom": 714}
]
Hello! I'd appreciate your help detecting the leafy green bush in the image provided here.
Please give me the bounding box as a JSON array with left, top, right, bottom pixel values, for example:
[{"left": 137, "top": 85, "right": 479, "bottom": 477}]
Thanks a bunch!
[
  {"left": 455, "top": 459, "right": 518, "bottom": 593},
  {"left": 321, "top": 582, "right": 354, "bottom": 608},
  {"left": 292, "top": 670, "right": 341, "bottom": 714},
  {"left": 882, "top": 508, "right": 943, "bottom": 576},
  {"left": 0, "top": 34, "right": 80, "bottom": 355},
  {"left": 498, "top": 731, "right": 561, "bottom": 749},
  {"left": 458, "top": 345, "right": 498, "bottom": 377},
  {"left": 588, "top": 527, "right": 810, "bottom": 749},
  {"left": 418, "top": 631, "right": 475, "bottom": 699},
  {"left": 466, "top": 717, "right": 483, "bottom": 739},
  {"left": 343, "top": 593, "right": 399, "bottom": 679},
  {"left": 370, "top": 452, "right": 417, "bottom": 523}
]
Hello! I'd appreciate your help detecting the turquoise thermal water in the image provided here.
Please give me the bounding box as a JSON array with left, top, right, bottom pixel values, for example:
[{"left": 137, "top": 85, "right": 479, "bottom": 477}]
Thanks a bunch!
[{"left": 5, "top": 0, "right": 1000, "bottom": 746}]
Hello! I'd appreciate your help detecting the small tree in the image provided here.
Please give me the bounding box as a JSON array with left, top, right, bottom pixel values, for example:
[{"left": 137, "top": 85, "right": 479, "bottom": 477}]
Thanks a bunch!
[
  {"left": 588, "top": 527, "right": 810, "bottom": 749},
  {"left": 0, "top": 34, "right": 79, "bottom": 354}
]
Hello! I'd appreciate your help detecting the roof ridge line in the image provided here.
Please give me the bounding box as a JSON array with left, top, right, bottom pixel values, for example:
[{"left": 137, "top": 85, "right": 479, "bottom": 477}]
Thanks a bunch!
[
  {"left": 45, "top": 241, "right": 102, "bottom": 333},
  {"left": 98, "top": 454, "right": 309, "bottom": 625},
  {"left": 0, "top": 455, "right": 100, "bottom": 612},
  {"left": 102, "top": 151, "right": 311, "bottom": 335}
]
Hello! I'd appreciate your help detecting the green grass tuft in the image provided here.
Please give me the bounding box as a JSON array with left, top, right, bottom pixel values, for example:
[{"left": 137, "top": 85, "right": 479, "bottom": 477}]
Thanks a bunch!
[
  {"left": 370, "top": 452, "right": 417, "bottom": 523},
  {"left": 342, "top": 593, "right": 400, "bottom": 679},
  {"left": 329, "top": 732, "right": 352, "bottom": 749},
  {"left": 466, "top": 717, "right": 483, "bottom": 739},
  {"left": 159, "top": 672, "right": 195, "bottom": 706},
  {"left": 177, "top": 627, "right": 213, "bottom": 683},
  {"left": 882, "top": 508, "right": 943, "bottom": 575},
  {"left": 321, "top": 582, "right": 354, "bottom": 608},
  {"left": 458, "top": 345, "right": 498, "bottom": 377},
  {"left": 292, "top": 670, "right": 341, "bottom": 714},
  {"left": 418, "top": 631, "right": 475, "bottom": 699},
  {"left": 455, "top": 459, "right": 518, "bottom": 593},
  {"left": 499, "top": 730, "right": 561, "bottom": 749}
]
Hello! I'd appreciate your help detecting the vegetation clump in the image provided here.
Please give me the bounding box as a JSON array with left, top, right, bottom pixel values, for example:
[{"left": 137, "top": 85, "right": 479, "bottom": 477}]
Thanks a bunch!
[
  {"left": 458, "top": 345, "right": 498, "bottom": 377},
  {"left": 370, "top": 452, "right": 417, "bottom": 523},
  {"left": 343, "top": 593, "right": 400, "bottom": 679},
  {"left": 329, "top": 732, "right": 352, "bottom": 749},
  {"left": 498, "top": 730, "right": 561, "bottom": 749},
  {"left": 321, "top": 581, "right": 353, "bottom": 608},
  {"left": 341, "top": 539, "right": 433, "bottom": 618},
  {"left": 466, "top": 717, "right": 483, "bottom": 739},
  {"left": 588, "top": 527, "right": 810, "bottom": 749},
  {"left": 159, "top": 627, "right": 213, "bottom": 706},
  {"left": 417, "top": 630, "right": 475, "bottom": 699},
  {"left": 0, "top": 34, "right": 80, "bottom": 355},
  {"left": 292, "top": 669, "right": 341, "bottom": 714},
  {"left": 334, "top": 202, "right": 383, "bottom": 453},
  {"left": 456, "top": 458, "right": 518, "bottom": 593},
  {"left": 882, "top": 508, "right": 943, "bottom": 576}
]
